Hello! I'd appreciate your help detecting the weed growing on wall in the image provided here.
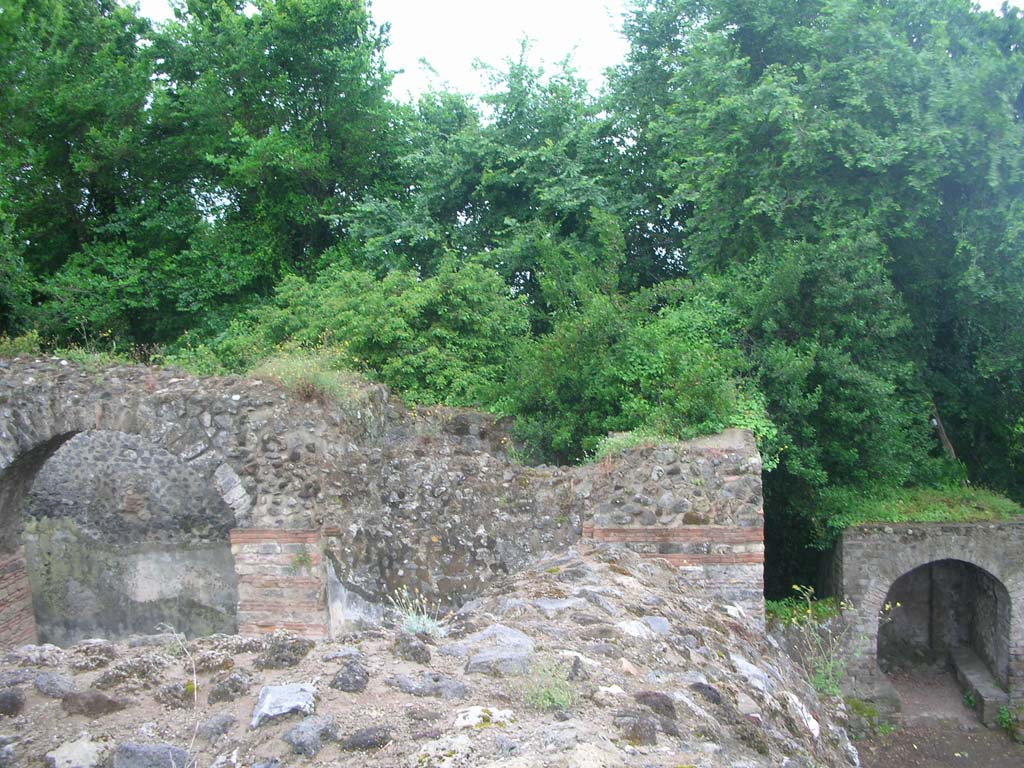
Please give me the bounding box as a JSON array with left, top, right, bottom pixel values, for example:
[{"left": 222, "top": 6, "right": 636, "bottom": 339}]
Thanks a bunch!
[
  {"left": 286, "top": 552, "right": 314, "bottom": 576},
  {"left": 250, "top": 353, "right": 365, "bottom": 404},
  {"left": 768, "top": 586, "right": 851, "bottom": 697},
  {"left": 996, "top": 705, "right": 1017, "bottom": 732},
  {"left": 768, "top": 585, "right": 899, "bottom": 698}
]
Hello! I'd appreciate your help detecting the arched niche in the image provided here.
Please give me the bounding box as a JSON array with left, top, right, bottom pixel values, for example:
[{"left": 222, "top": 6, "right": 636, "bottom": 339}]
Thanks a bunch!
[{"left": 877, "top": 559, "right": 1011, "bottom": 688}]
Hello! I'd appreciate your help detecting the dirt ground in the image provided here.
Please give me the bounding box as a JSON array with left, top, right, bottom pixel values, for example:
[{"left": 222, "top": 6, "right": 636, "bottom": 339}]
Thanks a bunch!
[{"left": 857, "top": 669, "right": 1024, "bottom": 768}]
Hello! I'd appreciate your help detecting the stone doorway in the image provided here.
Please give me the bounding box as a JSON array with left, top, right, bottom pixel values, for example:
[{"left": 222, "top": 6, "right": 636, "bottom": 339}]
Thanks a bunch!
[
  {"left": 834, "top": 523, "right": 1024, "bottom": 720},
  {"left": 878, "top": 560, "right": 1009, "bottom": 680},
  {"left": 877, "top": 559, "right": 1011, "bottom": 724}
]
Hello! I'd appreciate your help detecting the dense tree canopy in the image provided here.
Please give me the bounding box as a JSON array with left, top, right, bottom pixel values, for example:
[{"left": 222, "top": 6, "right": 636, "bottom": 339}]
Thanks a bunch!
[{"left": 2, "top": 0, "right": 1022, "bottom": 592}]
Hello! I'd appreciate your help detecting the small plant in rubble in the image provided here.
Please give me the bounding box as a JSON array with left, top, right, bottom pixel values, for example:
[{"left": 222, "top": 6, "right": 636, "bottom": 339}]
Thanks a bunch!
[{"left": 387, "top": 586, "right": 448, "bottom": 638}]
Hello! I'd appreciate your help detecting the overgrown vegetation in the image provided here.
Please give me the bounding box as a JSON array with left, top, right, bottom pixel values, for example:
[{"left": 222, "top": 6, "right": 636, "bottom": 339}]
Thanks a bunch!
[
  {"left": 815, "top": 486, "right": 1024, "bottom": 547},
  {"left": 3, "top": 0, "right": 1023, "bottom": 593},
  {"left": 249, "top": 354, "right": 367, "bottom": 405},
  {"left": 766, "top": 586, "right": 852, "bottom": 697}
]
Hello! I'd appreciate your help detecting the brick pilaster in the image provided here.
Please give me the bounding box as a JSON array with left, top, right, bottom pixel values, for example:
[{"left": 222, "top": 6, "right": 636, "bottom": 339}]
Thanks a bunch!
[
  {"left": 229, "top": 529, "right": 328, "bottom": 639},
  {"left": 0, "top": 549, "right": 37, "bottom": 647}
]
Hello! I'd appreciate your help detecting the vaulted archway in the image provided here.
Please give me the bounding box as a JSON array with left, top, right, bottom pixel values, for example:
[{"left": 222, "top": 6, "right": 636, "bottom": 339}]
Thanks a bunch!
[
  {"left": 0, "top": 359, "right": 263, "bottom": 645},
  {"left": 836, "top": 523, "right": 1024, "bottom": 718},
  {"left": 23, "top": 430, "right": 240, "bottom": 644}
]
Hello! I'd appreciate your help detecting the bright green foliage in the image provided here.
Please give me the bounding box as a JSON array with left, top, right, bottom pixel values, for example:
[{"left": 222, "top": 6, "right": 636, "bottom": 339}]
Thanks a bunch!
[
  {"left": 590, "top": 430, "right": 678, "bottom": 462},
  {"left": 151, "top": 0, "right": 398, "bottom": 277},
  {"left": 1, "top": 0, "right": 397, "bottom": 346},
  {"left": 996, "top": 705, "right": 1017, "bottom": 732},
  {"left": 248, "top": 353, "right": 369, "bottom": 404},
  {"left": 765, "top": 585, "right": 850, "bottom": 696},
  {"left": 0, "top": 331, "right": 41, "bottom": 358},
  {"left": 208, "top": 261, "right": 530, "bottom": 406},
  {"left": 520, "top": 660, "right": 577, "bottom": 711},
  {"left": 765, "top": 589, "right": 844, "bottom": 629},
  {"left": 816, "top": 484, "right": 1024, "bottom": 545},
  {"left": 503, "top": 286, "right": 775, "bottom": 463}
]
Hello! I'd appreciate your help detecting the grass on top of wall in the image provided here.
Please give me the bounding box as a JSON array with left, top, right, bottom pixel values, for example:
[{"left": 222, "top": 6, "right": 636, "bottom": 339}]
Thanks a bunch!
[
  {"left": 248, "top": 352, "right": 370, "bottom": 404},
  {"left": 822, "top": 484, "right": 1024, "bottom": 542}
]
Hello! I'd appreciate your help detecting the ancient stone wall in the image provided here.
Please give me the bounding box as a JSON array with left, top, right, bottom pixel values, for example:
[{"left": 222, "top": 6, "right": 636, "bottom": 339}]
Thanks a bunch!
[
  {"left": 836, "top": 523, "right": 1024, "bottom": 710},
  {"left": 580, "top": 431, "right": 764, "bottom": 614},
  {"left": 0, "top": 358, "right": 765, "bottom": 645}
]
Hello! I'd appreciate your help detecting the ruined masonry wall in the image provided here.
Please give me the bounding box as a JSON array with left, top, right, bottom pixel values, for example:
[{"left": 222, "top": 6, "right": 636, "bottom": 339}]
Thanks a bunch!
[
  {"left": 230, "top": 529, "right": 326, "bottom": 639},
  {"left": 0, "top": 549, "right": 36, "bottom": 645},
  {"left": 0, "top": 359, "right": 764, "bottom": 645}
]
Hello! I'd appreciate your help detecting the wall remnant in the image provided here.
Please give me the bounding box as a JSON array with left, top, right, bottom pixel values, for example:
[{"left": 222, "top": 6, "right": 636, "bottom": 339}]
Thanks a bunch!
[
  {"left": 581, "top": 430, "right": 764, "bottom": 614},
  {"left": 0, "top": 548, "right": 36, "bottom": 645},
  {"left": 0, "top": 358, "right": 765, "bottom": 645}
]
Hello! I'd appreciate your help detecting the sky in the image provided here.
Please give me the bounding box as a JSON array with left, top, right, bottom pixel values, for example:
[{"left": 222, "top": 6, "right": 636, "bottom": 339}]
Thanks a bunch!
[{"left": 136, "top": 0, "right": 1020, "bottom": 101}]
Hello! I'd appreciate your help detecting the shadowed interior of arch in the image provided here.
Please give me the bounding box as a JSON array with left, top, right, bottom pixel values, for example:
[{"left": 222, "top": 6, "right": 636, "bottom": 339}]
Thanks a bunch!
[
  {"left": 878, "top": 558, "right": 1011, "bottom": 692},
  {"left": 0, "top": 429, "right": 239, "bottom": 646}
]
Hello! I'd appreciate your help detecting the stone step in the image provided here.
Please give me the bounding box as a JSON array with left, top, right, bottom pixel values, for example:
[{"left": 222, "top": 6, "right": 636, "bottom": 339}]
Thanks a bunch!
[{"left": 951, "top": 646, "right": 1010, "bottom": 727}]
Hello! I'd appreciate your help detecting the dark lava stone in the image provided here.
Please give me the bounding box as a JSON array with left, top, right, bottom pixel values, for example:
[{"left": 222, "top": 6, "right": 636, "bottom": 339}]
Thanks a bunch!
[{"left": 330, "top": 660, "right": 370, "bottom": 693}]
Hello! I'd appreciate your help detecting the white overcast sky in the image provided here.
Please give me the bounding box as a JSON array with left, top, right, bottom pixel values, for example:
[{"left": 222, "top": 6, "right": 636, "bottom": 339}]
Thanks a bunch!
[{"left": 135, "top": 0, "right": 1021, "bottom": 101}]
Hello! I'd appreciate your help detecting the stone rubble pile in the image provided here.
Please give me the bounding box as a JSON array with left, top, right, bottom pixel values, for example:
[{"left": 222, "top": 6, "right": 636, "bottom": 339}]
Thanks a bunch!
[{"left": 0, "top": 545, "right": 859, "bottom": 767}]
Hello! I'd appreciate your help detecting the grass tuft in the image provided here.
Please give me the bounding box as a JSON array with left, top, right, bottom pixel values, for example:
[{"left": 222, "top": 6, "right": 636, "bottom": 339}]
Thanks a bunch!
[
  {"left": 248, "top": 353, "right": 366, "bottom": 404},
  {"left": 589, "top": 429, "right": 676, "bottom": 462},
  {"left": 519, "top": 660, "right": 577, "bottom": 711},
  {"left": 386, "top": 586, "right": 448, "bottom": 638}
]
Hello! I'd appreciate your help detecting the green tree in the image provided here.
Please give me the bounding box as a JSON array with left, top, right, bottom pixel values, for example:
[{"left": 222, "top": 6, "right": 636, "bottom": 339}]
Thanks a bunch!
[
  {"left": 347, "top": 53, "right": 626, "bottom": 329},
  {"left": 153, "top": 0, "right": 398, "bottom": 275}
]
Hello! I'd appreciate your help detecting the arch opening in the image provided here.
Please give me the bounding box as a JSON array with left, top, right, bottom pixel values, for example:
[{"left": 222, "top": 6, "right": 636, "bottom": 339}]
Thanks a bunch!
[
  {"left": 1, "top": 430, "right": 240, "bottom": 646},
  {"left": 877, "top": 559, "right": 1011, "bottom": 689}
]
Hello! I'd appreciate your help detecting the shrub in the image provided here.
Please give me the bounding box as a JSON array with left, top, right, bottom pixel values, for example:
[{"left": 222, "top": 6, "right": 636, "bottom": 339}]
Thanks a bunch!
[
  {"left": 208, "top": 260, "right": 530, "bottom": 407},
  {"left": 0, "top": 330, "right": 41, "bottom": 357},
  {"left": 504, "top": 285, "right": 778, "bottom": 464},
  {"left": 520, "top": 660, "right": 577, "bottom": 711},
  {"left": 996, "top": 705, "right": 1017, "bottom": 732}
]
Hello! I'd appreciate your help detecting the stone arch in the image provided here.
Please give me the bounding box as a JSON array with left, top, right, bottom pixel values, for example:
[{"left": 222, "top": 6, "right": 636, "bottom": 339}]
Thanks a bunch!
[
  {"left": 23, "top": 430, "right": 242, "bottom": 644},
  {"left": 876, "top": 560, "right": 1011, "bottom": 682},
  {"left": 837, "top": 524, "right": 1024, "bottom": 710},
  {"left": 0, "top": 361, "right": 255, "bottom": 644}
]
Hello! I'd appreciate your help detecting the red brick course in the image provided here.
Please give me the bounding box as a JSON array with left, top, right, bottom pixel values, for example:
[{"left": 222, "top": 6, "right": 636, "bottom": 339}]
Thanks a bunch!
[
  {"left": 582, "top": 525, "right": 765, "bottom": 567},
  {"left": 581, "top": 524, "right": 763, "bottom": 545},
  {"left": 229, "top": 529, "right": 322, "bottom": 545}
]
